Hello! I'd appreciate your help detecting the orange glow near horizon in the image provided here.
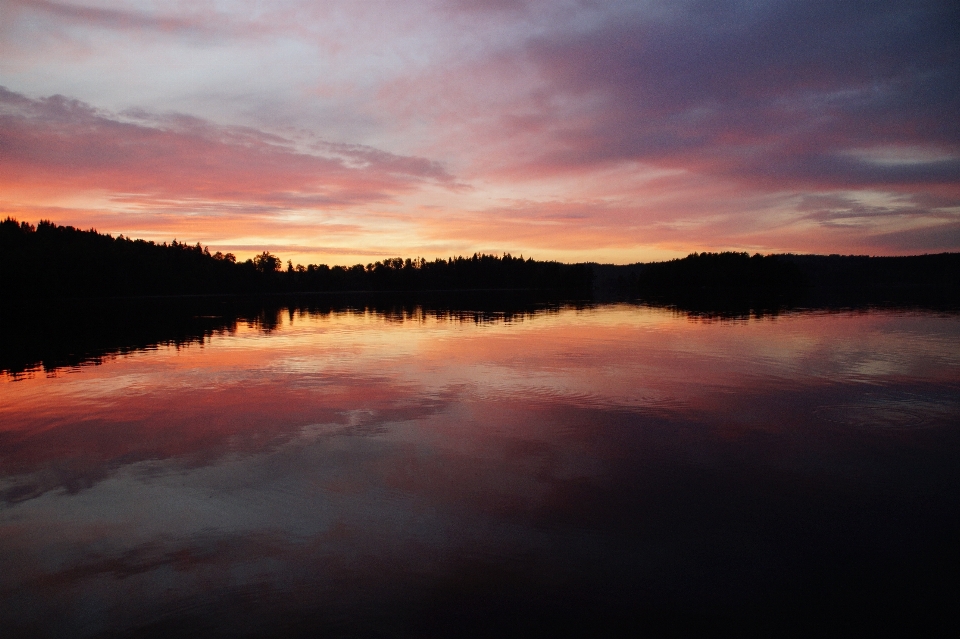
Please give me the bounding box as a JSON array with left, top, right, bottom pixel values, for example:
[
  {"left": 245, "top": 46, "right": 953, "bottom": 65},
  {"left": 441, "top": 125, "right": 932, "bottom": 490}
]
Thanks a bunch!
[{"left": 1, "top": 2, "right": 957, "bottom": 262}]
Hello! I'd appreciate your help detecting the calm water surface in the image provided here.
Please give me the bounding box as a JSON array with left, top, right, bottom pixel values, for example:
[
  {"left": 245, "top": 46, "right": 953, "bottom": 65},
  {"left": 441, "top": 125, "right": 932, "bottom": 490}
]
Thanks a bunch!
[{"left": 2, "top": 303, "right": 959, "bottom": 636}]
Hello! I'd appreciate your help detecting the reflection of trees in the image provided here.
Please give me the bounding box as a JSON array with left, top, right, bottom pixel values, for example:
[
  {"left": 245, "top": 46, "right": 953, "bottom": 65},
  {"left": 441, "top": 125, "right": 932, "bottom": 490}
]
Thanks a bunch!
[
  {"left": 0, "top": 295, "right": 581, "bottom": 377},
  {"left": 1, "top": 298, "right": 242, "bottom": 378},
  {"left": 252, "top": 308, "right": 284, "bottom": 333},
  {"left": 5, "top": 288, "right": 957, "bottom": 379}
]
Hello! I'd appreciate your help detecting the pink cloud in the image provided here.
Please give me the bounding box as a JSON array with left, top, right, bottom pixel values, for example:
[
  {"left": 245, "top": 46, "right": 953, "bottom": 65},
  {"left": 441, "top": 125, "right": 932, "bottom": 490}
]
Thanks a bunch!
[
  {"left": 2, "top": 2, "right": 958, "bottom": 259},
  {"left": 9, "top": 0, "right": 220, "bottom": 34},
  {"left": 0, "top": 87, "right": 455, "bottom": 208},
  {"left": 379, "top": 2, "right": 959, "bottom": 192}
]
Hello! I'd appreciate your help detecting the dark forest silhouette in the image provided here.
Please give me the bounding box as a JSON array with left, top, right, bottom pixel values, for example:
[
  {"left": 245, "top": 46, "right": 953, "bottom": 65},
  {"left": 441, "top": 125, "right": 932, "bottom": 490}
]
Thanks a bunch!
[
  {"left": 592, "top": 250, "right": 960, "bottom": 311},
  {"left": 1, "top": 218, "right": 592, "bottom": 298},
  {"left": 3, "top": 217, "right": 959, "bottom": 377},
  {"left": 2, "top": 218, "right": 958, "bottom": 309}
]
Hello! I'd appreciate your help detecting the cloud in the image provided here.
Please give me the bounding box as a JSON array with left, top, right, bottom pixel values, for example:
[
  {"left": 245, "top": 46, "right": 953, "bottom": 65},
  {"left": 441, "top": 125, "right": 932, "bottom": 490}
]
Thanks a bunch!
[
  {"left": 1, "top": 1, "right": 958, "bottom": 258},
  {"left": 517, "top": 0, "right": 960, "bottom": 188},
  {"left": 444, "top": 0, "right": 532, "bottom": 13},
  {"left": 0, "top": 86, "right": 457, "bottom": 210},
  {"left": 8, "top": 0, "right": 220, "bottom": 35},
  {"left": 865, "top": 221, "right": 960, "bottom": 253},
  {"left": 382, "top": 2, "right": 958, "bottom": 192}
]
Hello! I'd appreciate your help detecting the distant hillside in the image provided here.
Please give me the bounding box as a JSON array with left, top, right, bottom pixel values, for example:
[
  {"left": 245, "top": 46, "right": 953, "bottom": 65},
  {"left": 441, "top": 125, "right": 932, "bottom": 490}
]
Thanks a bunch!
[
  {"left": 594, "top": 251, "right": 960, "bottom": 310},
  {"left": 779, "top": 253, "right": 960, "bottom": 296}
]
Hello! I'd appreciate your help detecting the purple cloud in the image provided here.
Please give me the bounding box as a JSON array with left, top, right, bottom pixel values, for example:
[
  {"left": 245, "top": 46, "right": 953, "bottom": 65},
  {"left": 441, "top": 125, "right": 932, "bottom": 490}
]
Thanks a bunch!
[{"left": 518, "top": 0, "right": 959, "bottom": 189}]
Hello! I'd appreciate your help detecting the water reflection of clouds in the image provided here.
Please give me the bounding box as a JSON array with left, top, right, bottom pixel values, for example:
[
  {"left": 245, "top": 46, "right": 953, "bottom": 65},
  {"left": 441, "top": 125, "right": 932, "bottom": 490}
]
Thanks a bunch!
[
  {"left": 3, "top": 306, "right": 958, "bottom": 448},
  {"left": 2, "top": 305, "right": 960, "bottom": 635}
]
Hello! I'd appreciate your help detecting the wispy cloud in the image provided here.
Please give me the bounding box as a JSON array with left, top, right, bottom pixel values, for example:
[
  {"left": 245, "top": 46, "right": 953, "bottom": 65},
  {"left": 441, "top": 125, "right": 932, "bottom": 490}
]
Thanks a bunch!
[
  {"left": 10, "top": 0, "right": 222, "bottom": 34},
  {"left": 1, "top": 1, "right": 958, "bottom": 259},
  {"left": 421, "top": 1, "right": 960, "bottom": 188},
  {"left": 0, "top": 86, "right": 456, "bottom": 208}
]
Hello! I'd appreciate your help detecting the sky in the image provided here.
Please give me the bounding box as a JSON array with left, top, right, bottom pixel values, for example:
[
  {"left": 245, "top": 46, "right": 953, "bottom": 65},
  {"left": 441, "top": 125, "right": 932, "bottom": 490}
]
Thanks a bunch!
[{"left": 1, "top": 0, "right": 958, "bottom": 265}]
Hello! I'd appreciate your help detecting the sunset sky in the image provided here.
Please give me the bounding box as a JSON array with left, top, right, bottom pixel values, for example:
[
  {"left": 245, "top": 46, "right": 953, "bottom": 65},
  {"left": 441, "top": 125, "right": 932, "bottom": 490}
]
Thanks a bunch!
[{"left": 1, "top": 0, "right": 958, "bottom": 265}]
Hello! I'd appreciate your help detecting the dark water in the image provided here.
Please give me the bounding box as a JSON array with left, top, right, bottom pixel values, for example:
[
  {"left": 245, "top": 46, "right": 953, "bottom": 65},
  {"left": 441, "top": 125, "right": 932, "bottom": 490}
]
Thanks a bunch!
[{"left": 2, "top": 302, "right": 959, "bottom": 637}]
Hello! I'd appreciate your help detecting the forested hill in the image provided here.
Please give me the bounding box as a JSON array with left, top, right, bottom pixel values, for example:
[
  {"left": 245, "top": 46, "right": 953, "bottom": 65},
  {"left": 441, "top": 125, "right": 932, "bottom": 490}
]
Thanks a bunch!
[
  {"left": 3, "top": 218, "right": 958, "bottom": 302},
  {"left": 1, "top": 219, "right": 593, "bottom": 299},
  {"left": 593, "top": 250, "right": 960, "bottom": 308},
  {"left": 605, "top": 251, "right": 959, "bottom": 292}
]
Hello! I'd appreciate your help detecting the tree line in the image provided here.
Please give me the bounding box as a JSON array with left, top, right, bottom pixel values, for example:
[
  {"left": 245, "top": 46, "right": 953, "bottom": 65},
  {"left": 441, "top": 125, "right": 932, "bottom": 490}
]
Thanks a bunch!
[
  {"left": 1, "top": 218, "right": 593, "bottom": 298},
  {"left": 595, "top": 250, "right": 959, "bottom": 310},
  {"left": 4, "top": 218, "right": 957, "bottom": 303}
]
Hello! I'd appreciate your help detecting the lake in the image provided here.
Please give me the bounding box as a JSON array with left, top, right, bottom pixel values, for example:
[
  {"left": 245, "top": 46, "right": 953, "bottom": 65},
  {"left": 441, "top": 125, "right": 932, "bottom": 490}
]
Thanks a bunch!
[{"left": 2, "top": 301, "right": 958, "bottom": 637}]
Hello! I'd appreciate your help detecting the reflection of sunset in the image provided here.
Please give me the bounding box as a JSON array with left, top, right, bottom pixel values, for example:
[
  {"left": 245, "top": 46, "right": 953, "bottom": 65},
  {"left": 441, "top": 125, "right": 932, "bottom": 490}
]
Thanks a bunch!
[
  {"left": 2, "top": 1, "right": 959, "bottom": 632},
  {"left": 3, "top": 306, "right": 958, "bottom": 483},
  {"left": 2, "top": 305, "right": 959, "bottom": 635}
]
